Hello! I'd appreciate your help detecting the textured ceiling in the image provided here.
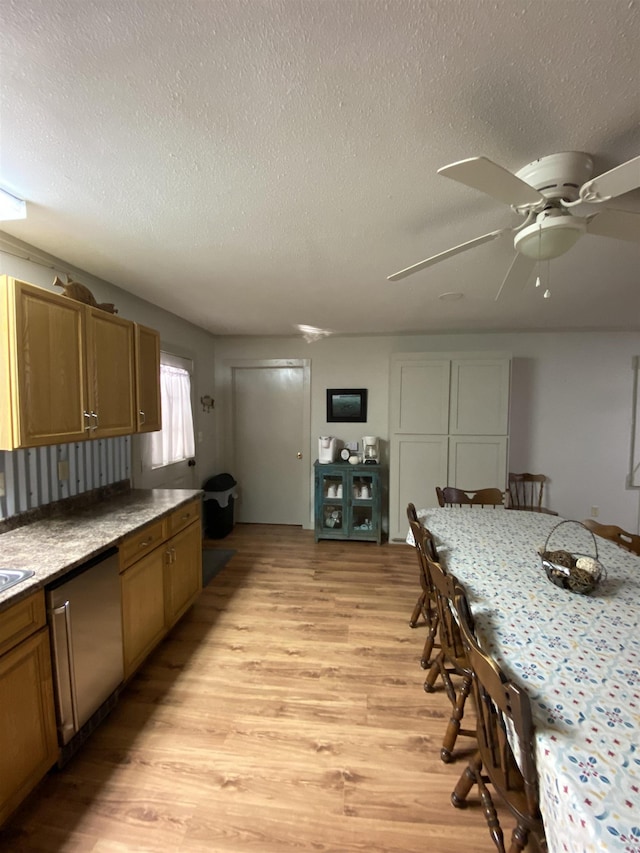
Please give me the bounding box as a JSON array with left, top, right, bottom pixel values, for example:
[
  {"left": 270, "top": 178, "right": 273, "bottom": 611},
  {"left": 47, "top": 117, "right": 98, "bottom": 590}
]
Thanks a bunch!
[{"left": 1, "top": 0, "right": 639, "bottom": 336}]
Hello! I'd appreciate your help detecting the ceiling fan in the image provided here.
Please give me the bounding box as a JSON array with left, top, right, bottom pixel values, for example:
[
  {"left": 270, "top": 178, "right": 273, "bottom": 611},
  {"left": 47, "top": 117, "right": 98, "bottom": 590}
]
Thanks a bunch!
[{"left": 388, "top": 151, "right": 640, "bottom": 299}]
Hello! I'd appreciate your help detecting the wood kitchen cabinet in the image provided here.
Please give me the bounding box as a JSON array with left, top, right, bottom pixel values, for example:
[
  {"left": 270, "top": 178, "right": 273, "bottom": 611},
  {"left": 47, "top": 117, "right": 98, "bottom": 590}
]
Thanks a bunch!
[
  {"left": 164, "top": 503, "right": 202, "bottom": 628},
  {"left": 0, "top": 592, "right": 58, "bottom": 825},
  {"left": 0, "top": 276, "right": 159, "bottom": 450},
  {"left": 135, "top": 323, "right": 162, "bottom": 432},
  {"left": 120, "top": 500, "right": 202, "bottom": 679},
  {"left": 0, "top": 277, "right": 88, "bottom": 448},
  {"left": 121, "top": 546, "right": 167, "bottom": 679},
  {"left": 85, "top": 307, "right": 136, "bottom": 437}
]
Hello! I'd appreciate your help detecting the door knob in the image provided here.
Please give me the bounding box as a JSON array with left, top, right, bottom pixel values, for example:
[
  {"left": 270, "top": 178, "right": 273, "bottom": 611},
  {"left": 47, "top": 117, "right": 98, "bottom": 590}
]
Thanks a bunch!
[{"left": 297, "top": 451, "right": 303, "bottom": 459}]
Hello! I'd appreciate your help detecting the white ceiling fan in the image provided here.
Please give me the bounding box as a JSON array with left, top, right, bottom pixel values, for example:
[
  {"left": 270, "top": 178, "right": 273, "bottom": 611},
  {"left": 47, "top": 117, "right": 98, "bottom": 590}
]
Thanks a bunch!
[{"left": 388, "top": 151, "right": 640, "bottom": 299}]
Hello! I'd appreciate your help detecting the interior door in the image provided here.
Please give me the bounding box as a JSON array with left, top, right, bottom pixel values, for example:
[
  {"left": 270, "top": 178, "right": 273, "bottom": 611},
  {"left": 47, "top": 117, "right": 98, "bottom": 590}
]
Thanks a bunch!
[{"left": 232, "top": 362, "right": 308, "bottom": 525}]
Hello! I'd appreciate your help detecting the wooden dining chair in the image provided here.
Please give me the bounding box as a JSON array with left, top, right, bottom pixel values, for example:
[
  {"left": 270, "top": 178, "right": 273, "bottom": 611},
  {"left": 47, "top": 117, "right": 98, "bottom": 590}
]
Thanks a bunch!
[
  {"left": 507, "top": 472, "right": 557, "bottom": 515},
  {"left": 406, "top": 504, "right": 440, "bottom": 668},
  {"left": 436, "top": 486, "right": 505, "bottom": 508},
  {"left": 451, "top": 588, "right": 546, "bottom": 853},
  {"left": 423, "top": 558, "right": 475, "bottom": 763},
  {"left": 582, "top": 518, "right": 640, "bottom": 556}
]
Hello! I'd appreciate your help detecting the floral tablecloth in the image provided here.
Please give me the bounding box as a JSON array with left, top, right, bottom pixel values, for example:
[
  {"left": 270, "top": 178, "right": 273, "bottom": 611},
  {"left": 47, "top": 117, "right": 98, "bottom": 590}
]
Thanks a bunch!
[{"left": 408, "top": 508, "right": 640, "bottom": 853}]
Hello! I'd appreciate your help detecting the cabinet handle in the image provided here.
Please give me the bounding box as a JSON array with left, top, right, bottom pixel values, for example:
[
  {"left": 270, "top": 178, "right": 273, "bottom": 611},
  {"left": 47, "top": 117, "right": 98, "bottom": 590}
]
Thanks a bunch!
[
  {"left": 90, "top": 411, "right": 98, "bottom": 431},
  {"left": 83, "top": 411, "right": 92, "bottom": 432},
  {"left": 139, "top": 538, "right": 152, "bottom": 548},
  {"left": 139, "top": 410, "right": 146, "bottom": 424}
]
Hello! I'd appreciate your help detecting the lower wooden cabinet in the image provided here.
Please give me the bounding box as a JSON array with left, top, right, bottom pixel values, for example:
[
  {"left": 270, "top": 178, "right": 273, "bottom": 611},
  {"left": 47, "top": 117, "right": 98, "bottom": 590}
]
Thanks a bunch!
[
  {"left": 165, "top": 519, "right": 202, "bottom": 629},
  {"left": 120, "top": 500, "right": 203, "bottom": 679},
  {"left": 0, "top": 594, "right": 58, "bottom": 825},
  {"left": 121, "top": 547, "right": 167, "bottom": 679}
]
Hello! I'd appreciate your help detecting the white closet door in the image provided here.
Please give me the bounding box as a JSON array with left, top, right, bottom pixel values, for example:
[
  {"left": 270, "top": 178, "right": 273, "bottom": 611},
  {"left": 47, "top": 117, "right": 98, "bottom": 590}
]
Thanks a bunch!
[
  {"left": 448, "top": 436, "right": 508, "bottom": 491},
  {"left": 389, "top": 352, "right": 511, "bottom": 541},
  {"left": 390, "top": 358, "right": 450, "bottom": 434},
  {"left": 389, "top": 435, "right": 449, "bottom": 541},
  {"left": 449, "top": 359, "right": 510, "bottom": 435}
]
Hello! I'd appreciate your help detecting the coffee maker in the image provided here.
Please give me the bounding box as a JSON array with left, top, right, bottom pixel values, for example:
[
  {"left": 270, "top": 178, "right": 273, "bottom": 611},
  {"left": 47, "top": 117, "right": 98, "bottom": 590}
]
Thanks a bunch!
[
  {"left": 362, "top": 436, "right": 380, "bottom": 464},
  {"left": 318, "top": 436, "right": 338, "bottom": 464}
]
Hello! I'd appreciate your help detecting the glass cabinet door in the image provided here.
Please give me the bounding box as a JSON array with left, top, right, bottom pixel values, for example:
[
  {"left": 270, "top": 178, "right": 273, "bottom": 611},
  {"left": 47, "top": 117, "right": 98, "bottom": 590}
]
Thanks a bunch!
[
  {"left": 350, "top": 473, "right": 377, "bottom": 535},
  {"left": 319, "top": 470, "right": 346, "bottom": 533}
]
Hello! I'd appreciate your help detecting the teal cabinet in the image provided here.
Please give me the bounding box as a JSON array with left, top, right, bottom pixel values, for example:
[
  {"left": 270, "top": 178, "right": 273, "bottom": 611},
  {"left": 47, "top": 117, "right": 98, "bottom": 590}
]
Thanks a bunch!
[{"left": 313, "top": 460, "right": 385, "bottom": 544}]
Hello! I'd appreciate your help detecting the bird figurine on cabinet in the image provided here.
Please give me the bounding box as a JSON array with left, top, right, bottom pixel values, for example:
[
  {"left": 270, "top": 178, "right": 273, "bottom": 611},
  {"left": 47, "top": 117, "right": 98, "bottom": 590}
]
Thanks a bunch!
[{"left": 53, "top": 274, "right": 118, "bottom": 314}]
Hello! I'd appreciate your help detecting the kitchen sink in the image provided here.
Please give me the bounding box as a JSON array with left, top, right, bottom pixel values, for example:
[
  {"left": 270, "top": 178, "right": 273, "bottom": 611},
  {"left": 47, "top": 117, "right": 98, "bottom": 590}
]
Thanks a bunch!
[{"left": 0, "top": 568, "right": 35, "bottom": 592}]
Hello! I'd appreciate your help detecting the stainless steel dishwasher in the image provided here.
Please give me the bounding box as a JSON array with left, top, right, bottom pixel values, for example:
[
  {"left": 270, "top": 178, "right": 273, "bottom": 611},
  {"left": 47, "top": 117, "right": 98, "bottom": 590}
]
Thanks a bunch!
[{"left": 46, "top": 546, "right": 123, "bottom": 755}]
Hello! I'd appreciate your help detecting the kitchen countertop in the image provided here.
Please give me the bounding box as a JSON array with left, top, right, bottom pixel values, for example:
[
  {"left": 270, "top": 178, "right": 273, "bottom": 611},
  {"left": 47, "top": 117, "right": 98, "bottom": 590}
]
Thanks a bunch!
[{"left": 0, "top": 488, "right": 202, "bottom": 612}]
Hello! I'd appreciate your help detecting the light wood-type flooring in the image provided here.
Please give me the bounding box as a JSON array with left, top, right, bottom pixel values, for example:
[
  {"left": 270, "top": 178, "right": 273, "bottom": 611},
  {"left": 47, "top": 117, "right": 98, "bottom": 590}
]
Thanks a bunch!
[{"left": 1, "top": 524, "right": 517, "bottom": 852}]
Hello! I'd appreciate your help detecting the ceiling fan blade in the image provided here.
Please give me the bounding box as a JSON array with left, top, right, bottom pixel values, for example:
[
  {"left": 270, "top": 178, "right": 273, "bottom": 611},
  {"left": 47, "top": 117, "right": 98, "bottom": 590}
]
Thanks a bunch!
[
  {"left": 438, "top": 157, "right": 545, "bottom": 208},
  {"left": 579, "top": 155, "right": 640, "bottom": 203},
  {"left": 387, "top": 229, "right": 508, "bottom": 281},
  {"left": 494, "top": 253, "right": 537, "bottom": 301},
  {"left": 587, "top": 208, "right": 640, "bottom": 242}
]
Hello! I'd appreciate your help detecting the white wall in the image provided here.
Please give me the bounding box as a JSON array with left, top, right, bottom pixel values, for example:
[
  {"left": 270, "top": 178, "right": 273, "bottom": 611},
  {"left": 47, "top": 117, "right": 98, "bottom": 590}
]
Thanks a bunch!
[
  {"left": 3, "top": 233, "right": 637, "bottom": 532},
  {"left": 214, "top": 331, "right": 640, "bottom": 531},
  {"left": 0, "top": 237, "right": 219, "bottom": 492}
]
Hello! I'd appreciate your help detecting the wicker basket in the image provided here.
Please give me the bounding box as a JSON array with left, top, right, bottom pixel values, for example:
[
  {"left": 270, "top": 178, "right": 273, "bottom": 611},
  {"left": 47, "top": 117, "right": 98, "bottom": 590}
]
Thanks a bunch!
[{"left": 539, "top": 519, "right": 606, "bottom": 595}]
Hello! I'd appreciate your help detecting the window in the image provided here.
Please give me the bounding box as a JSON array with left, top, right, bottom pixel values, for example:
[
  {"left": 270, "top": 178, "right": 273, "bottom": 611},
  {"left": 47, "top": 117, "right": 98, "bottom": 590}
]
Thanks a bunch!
[{"left": 150, "top": 358, "right": 195, "bottom": 468}]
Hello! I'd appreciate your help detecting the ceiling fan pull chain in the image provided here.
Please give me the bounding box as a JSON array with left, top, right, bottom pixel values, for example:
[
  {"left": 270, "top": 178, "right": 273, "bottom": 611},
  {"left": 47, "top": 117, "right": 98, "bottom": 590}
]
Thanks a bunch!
[{"left": 543, "top": 259, "right": 551, "bottom": 298}]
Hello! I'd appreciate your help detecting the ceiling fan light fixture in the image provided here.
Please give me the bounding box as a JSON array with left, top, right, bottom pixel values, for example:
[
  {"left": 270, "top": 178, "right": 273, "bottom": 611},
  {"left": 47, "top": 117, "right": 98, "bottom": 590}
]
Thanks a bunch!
[{"left": 514, "top": 215, "right": 586, "bottom": 260}]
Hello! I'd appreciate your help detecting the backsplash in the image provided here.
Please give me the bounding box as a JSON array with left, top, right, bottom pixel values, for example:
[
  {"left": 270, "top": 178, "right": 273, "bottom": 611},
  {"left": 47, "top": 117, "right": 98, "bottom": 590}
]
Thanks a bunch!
[{"left": 0, "top": 436, "right": 131, "bottom": 520}]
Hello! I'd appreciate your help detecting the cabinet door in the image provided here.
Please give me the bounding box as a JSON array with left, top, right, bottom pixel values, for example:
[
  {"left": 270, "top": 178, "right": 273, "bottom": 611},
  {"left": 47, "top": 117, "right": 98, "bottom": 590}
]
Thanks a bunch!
[
  {"left": 2, "top": 279, "right": 88, "bottom": 447},
  {"left": 165, "top": 520, "right": 202, "bottom": 628},
  {"left": 135, "top": 324, "right": 161, "bottom": 432},
  {"left": 389, "top": 436, "right": 449, "bottom": 541},
  {"left": 315, "top": 465, "right": 348, "bottom": 539},
  {"left": 449, "top": 358, "right": 510, "bottom": 435},
  {"left": 448, "top": 436, "right": 508, "bottom": 491},
  {"left": 86, "top": 309, "right": 136, "bottom": 437},
  {"left": 349, "top": 469, "right": 381, "bottom": 542},
  {"left": 121, "top": 547, "right": 166, "bottom": 678},
  {"left": 0, "top": 628, "right": 58, "bottom": 825},
  {"left": 390, "top": 358, "right": 450, "bottom": 434}
]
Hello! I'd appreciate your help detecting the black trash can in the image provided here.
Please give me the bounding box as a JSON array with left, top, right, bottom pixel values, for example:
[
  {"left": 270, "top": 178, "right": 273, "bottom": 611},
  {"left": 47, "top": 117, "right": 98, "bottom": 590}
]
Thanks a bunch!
[{"left": 203, "top": 473, "right": 237, "bottom": 539}]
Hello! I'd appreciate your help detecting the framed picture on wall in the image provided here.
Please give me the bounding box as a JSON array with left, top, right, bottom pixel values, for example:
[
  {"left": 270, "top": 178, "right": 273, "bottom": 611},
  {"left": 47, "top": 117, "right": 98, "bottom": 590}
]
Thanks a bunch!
[{"left": 326, "top": 388, "right": 368, "bottom": 423}]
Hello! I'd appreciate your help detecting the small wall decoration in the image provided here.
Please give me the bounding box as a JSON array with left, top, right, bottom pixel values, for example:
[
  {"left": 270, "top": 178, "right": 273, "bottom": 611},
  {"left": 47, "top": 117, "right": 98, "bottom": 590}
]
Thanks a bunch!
[
  {"left": 53, "top": 275, "right": 118, "bottom": 314},
  {"left": 326, "top": 388, "right": 368, "bottom": 423},
  {"left": 200, "top": 395, "right": 214, "bottom": 413}
]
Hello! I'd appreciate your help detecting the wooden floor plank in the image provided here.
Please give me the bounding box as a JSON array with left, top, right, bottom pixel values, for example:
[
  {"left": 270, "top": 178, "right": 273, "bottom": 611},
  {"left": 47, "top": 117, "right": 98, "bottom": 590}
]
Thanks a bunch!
[{"left": 0, "top": 523, "right": 516, "bottom": 852}]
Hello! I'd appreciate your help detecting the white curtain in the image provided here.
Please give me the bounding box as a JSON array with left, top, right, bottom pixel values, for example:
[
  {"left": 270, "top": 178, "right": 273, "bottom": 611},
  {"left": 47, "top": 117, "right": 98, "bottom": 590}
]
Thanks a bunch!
[{"left": 151, "top": 365, "right": 195, "bottom": 467}]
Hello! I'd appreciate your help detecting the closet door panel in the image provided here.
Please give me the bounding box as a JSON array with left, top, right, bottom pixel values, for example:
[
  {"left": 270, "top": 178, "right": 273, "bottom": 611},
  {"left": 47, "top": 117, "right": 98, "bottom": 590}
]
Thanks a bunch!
[
  {"left": 389, "top": 435, "right": 448, "bottom": 541},
  {"left": 390, "top": 359, "right": 450, "bottom": 434},
  {"left": 447, "top": 436, "right": 508, "bottom": 491},
  {"left": 450, "top": 359, "right": 510, "bottom": 435}
]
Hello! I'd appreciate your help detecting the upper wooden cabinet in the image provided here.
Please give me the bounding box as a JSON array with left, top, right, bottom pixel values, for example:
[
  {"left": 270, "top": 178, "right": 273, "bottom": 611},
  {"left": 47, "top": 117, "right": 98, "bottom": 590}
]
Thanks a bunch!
[
  {"left": 0, "top": 278, "right": 88, "bottom": 448},
  {"left": 0, "top": 276, "right": 160, "bottom": 449},
  {"left": 135, "top": 324, "right": 162, "bottom": 432},
  {"left": 85, "top": 307, "right": 136, "bottom": 437}
]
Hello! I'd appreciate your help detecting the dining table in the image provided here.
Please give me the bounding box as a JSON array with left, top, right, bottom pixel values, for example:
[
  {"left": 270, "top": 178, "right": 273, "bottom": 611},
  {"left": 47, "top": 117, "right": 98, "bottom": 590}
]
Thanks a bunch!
[{"left": 407, "top": 507, "right": 640, "bottom": 853}]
